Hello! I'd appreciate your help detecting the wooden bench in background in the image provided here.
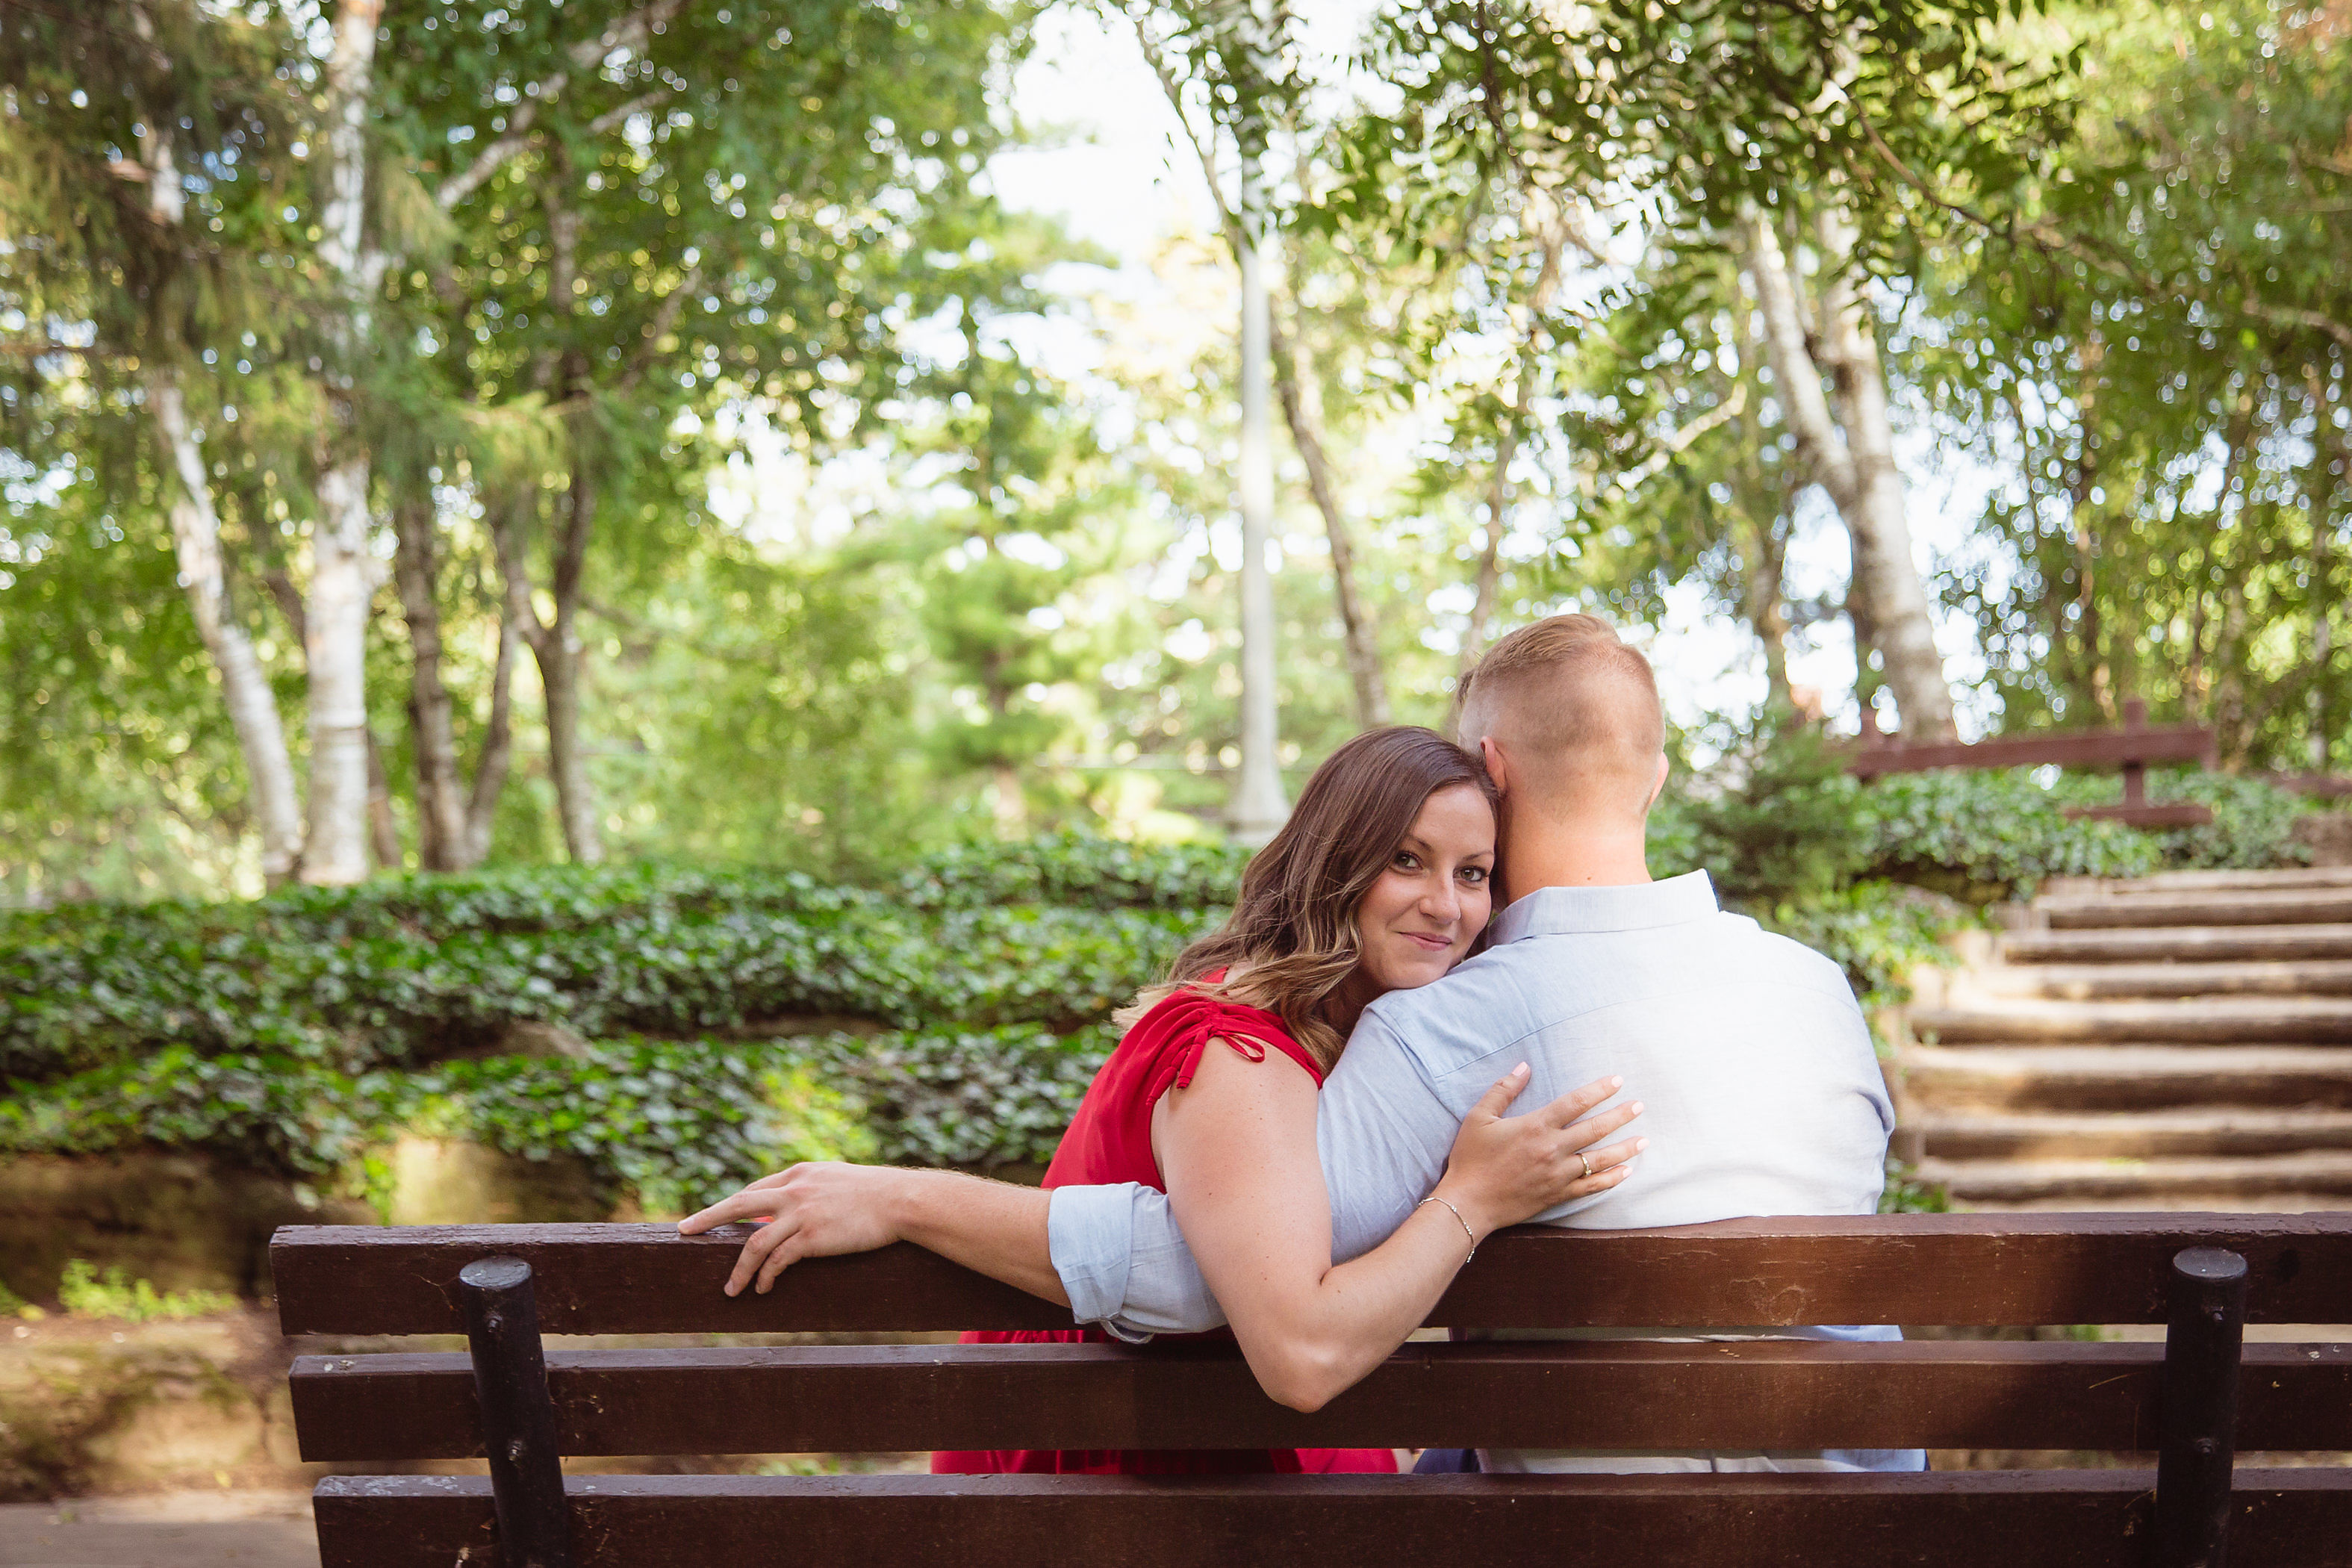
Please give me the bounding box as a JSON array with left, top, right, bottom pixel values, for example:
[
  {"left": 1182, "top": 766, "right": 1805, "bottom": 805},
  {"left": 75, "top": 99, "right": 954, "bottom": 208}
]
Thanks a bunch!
[
  {"left": 272, "top": 1213, "right": 2352, "bottom": 1568},
  {"left": 1849, "top": 698, "right": 2221, "bottom": 830}
]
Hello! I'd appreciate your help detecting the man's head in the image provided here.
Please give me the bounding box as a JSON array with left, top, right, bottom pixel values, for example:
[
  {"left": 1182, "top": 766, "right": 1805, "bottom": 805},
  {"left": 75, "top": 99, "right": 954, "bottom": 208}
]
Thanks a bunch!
[{"left": 1455, "top": 613, "right": 1667, "bottom": 828}]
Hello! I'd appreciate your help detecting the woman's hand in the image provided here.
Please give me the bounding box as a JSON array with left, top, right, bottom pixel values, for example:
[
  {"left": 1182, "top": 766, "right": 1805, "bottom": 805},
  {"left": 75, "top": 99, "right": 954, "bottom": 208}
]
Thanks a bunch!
[
  {"left": 677, "top": 1163, "right": 908, "bottom": 1296},
  {"left": 1434, "top": 1066, "right": 1645, "bottom": 1240}
]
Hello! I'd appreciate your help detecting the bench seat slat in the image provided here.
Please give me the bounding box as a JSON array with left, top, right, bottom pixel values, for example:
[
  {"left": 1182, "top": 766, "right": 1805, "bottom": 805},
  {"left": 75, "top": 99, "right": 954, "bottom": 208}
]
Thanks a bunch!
[
  {"left": 288, "top": 1340, "right": 2352, "bottom": 1459},
  {"left": 269, "top": 1214, "right": 2352, "bottom": 1336},
  {"left": 309, "top": 1469, "right": 2352, "bottom": 1568}
]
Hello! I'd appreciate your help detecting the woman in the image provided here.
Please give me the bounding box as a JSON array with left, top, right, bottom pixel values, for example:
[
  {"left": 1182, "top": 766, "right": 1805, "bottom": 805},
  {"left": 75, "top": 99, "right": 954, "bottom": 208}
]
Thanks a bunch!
[{"left": 679, "top": 727, "right": 1644, "bottom": 1472}]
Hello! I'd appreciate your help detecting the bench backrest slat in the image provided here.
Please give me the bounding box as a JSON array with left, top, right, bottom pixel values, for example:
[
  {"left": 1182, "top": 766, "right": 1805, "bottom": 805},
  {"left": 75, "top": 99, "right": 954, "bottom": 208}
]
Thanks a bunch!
[
  {"left": 306, "top": 1471, "right": 2352, "bottom": 1568},
  {"left": 287, "top": 1340, "right": 2352, "bottom": 1460},
  {"left": 270, "top": 1213, "right": 2352, "bottom": 1336}
]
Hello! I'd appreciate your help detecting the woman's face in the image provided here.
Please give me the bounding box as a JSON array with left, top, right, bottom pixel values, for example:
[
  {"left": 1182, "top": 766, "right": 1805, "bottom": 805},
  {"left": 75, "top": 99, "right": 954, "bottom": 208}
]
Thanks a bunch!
[{"left": 1352, "top": 783, "right": 1497, "bottom": 995}]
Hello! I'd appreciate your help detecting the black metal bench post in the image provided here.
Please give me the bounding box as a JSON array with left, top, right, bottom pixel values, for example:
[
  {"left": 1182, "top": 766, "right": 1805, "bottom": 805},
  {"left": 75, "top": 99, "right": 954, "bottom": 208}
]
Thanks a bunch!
[
  {"left": 2152, "top": 1246, "right": 2250, "bottom": 1568},
  {"left": 461, "top": 1256, "right": 574, "bottom": 1568}
]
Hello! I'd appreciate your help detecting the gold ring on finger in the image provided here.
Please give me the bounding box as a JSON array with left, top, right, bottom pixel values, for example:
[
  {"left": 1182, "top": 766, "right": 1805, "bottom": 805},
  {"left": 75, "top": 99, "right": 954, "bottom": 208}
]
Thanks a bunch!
[{"left": 1578, "top": 1152, "right": 1593, "bottom": 1180}]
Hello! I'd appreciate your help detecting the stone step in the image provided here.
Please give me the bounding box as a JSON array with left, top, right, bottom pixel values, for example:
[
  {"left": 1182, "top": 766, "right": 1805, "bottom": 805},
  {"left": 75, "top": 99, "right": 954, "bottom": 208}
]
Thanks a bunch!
[
  {"left": 2041, "top": 866, "right": 2352, "bottom": 898},
  {"left": 1914, "top": 1151, "right": 2352, "bottom": 1205},
  {"left": 1999, "top": 923, "right": 2352, "bottom": 965},
  {"left": 1900, "top": 1044, "right": 2352, "bottom": 1112},
  {"left": 1910, "top": 1107, "right": 2352, "bottom": 1160},
  {"left": 1965, "top": 958, "right": 2352, "bottom": 1001},
  {"left": 1912, "top": 995, "right": 2352, "bottom": 1045},
  {"left": 2037, "top": 888, "right": 2352, "bottom": 930}
]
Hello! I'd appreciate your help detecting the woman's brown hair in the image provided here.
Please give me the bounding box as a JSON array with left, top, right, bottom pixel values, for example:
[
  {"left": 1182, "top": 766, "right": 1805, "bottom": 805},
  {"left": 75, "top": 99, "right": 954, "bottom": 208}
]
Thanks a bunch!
[{"left": 1121, "top": 726, "right": 1498, "bottom": 1071}]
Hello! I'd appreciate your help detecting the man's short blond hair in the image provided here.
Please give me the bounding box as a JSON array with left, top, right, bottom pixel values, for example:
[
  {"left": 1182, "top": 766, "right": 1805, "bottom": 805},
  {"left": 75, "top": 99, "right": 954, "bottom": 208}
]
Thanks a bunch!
[{"left": 1456, "top": 613, "right": 1666, "bottom": 821}]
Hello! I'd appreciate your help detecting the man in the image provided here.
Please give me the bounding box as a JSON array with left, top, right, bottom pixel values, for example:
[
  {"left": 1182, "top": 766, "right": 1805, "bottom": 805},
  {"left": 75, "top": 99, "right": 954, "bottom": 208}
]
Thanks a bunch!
[{"left": 1045, "top": 613, "right": 1920, "bottom": 1474}]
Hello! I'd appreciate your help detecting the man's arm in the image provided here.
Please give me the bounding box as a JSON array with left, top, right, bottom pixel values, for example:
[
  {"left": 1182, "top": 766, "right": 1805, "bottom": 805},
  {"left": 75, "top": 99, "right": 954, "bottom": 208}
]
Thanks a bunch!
[
  {"left": 1047, "top": 1180, "right": 1223, "bottom": 1337},
  {"left": 1048, "top": 1014, "right": 1516, "bottom": 1339}
]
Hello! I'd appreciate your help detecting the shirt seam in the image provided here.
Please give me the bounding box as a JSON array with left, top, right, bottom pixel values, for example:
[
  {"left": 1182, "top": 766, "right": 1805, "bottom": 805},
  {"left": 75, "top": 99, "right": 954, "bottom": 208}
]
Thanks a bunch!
[{"left": 1372, "top": 968, "right": 1864, "bottom": 1068}]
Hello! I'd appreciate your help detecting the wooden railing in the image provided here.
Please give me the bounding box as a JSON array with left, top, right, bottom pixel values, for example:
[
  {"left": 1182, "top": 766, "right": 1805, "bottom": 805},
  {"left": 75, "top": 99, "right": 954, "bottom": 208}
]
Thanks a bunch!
[{"left": 1849, "top": 697, "right": 2220, "bottom": 827}]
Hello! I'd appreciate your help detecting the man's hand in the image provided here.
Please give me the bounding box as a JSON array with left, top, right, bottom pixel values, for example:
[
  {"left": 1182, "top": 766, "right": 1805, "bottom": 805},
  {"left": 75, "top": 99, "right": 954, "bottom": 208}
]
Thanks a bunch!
[
  {"left": 676, "top": 1163, "right": 908, "bottom": 1296},
  {"left": 1435, "top": 1068, "right": 1645, "bottom": 1239}
]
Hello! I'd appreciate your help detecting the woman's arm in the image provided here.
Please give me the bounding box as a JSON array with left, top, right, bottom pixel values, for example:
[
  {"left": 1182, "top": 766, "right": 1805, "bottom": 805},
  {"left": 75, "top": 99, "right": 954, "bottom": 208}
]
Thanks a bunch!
[
  {"left": 679, "top": 1056, "right": 1637, "bottom": 1366},
  {"left": 1154, "top": 1041, "right": 1640, "bottom": 1413},
  {"left": 677, "top": 1163, "right": 1067, "bottom": 1304}
]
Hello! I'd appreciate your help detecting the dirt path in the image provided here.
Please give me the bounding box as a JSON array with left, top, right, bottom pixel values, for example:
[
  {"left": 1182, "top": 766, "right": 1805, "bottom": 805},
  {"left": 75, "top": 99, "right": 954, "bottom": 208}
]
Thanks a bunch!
[{"left": 0, "top": 1493, "right": 314, "bottom": 1568}]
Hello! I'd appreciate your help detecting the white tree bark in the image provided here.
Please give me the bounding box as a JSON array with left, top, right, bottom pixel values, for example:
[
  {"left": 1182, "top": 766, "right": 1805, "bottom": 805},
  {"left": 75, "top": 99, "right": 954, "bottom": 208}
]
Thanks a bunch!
[
  {"left": 1135, "top": 23, "right": 1390, "bottom": 731},
  {"left": 149, "top": 378, "right": 306, "bottom": 880},
  {"left": 1231, "top": 151, "right": 1289, "bottom": 845},
  {"left": 1461, "top": 198, "right": 1576, "bottom": 676},
  {"left": 301, "top": 0, "right": 390, "bottom": 885},
  {"left": 1462, "top": 360, "right": 1533, "bottom": 677},
  {"left": 1739, "top": 208, "right": 1957, "bottom": 739},
  {"left": 128, "top": 47, "right": 305, "bottom": 881}
]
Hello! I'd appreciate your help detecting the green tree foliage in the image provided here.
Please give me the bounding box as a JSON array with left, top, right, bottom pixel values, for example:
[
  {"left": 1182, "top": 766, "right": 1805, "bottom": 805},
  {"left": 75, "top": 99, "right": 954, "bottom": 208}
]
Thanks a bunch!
[{"left": 1924, "top": 0, "right": 2350, "bottom": 768}]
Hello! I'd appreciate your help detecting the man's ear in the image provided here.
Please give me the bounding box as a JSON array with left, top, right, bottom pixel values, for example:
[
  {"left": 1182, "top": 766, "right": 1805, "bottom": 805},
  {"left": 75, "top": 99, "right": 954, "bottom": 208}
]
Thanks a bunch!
[
  {"left": 1644, "top": 753, "right": 1669, "bottom": 812},
  {"left": 1479, "top": 735, "right": 1511, "bottom": 796}
]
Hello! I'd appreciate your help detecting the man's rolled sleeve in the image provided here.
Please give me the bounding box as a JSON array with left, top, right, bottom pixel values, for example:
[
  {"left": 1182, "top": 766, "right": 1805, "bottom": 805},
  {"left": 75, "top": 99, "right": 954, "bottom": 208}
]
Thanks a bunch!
[{"left": 1047, "top": 1183, "right": 1227, "bottom": 1340}]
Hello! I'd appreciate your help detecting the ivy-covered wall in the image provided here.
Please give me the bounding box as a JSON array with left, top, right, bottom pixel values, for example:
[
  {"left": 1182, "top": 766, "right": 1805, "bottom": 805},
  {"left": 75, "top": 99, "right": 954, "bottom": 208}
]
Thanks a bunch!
[{"left": 1, "top": 777, "right": 2329, "bottom": 1241}]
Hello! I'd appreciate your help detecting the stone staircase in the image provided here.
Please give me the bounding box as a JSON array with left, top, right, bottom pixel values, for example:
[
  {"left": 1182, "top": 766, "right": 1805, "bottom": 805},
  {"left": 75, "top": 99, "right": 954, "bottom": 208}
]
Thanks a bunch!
[{"left": 1900, "top": 866, "right": 2352, "bottom": 1210}]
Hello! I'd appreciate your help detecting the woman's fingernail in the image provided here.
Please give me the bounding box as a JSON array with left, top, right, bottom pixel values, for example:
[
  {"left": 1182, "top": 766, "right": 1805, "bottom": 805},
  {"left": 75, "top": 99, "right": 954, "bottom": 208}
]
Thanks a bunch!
[
  {"left": 1637, "top": 1138, "right": 1650, "bottom": 1151},
  {"left": 1514, "top": 1063, "right": 1530, "bottom": 1076},
  {"left": 1609, "top": 1077, "right": 1623, "bottom": 1089}
]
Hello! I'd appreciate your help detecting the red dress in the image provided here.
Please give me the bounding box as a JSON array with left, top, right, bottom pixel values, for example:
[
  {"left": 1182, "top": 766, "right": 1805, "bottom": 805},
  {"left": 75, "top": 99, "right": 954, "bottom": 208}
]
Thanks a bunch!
[{"left": 931, "top": 984, "right": 1398, "bottom": 1475}]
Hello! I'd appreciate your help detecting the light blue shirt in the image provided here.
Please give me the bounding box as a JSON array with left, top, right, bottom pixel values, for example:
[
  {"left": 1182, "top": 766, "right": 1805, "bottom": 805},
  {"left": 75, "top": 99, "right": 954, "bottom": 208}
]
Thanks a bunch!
[{"left": 1045, "top": 870, "right": 1924, "bottom": 1473}]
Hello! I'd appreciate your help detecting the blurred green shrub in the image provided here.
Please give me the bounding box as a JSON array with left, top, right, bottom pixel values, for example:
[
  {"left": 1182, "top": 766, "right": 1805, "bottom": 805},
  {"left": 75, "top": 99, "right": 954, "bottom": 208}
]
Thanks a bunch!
[
  {"left": 1849, "top": 769, "right": 2160, "bottom": 897},
  {"left": 1, "top": 880, "right": 1210, "bottom": 1085},
  {"left": 1878, "top": 1163, "right": 1953, "bottom": 1214},
  {"left": 1761, "top": 882, "right": 1968, "bottom": 1014},
  {"left": 57, "top": 1260, "right": 238, "bottom": 1322},
  {"left": 897, "top": 830, "right": 1248, "bottom": 911},
  {"left": 0, "top": 797, "right": 2322, "bottom": 1219},
  {"left": 1667, "top": 712, "right": 1869, "bottom": 909},
  {"left": 1, "top": 1027, "right": 1112, "bottom": 1214}
]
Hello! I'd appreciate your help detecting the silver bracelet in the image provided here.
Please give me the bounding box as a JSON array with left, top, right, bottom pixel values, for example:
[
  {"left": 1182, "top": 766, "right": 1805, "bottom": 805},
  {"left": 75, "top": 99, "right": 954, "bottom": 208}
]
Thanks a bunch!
[{"left": 1416, "top": 1195, "right": 1478, "bottom": 1262}]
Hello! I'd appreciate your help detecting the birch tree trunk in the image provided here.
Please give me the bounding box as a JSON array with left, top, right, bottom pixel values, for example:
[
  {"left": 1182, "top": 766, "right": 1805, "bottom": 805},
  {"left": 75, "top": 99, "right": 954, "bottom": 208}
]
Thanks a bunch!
[
  {"left": 1733, "top": 509, "right": 1794, "bottom": 709},
  {"left": 148, "top": 377, "right": 306, "bottom": 881},
  {"left": 1461, "top": 202, "right": 1572, "bottom": 678},
  {"left": 541, "top": 443, "right": 606, "bottom": 865},
  {"left": 464, "top": 617, "right": 520, "bottom": 867},
  {"left": 1739, "top": 208, "right": 1957, "bottom": 740},
  {"left": 393, "top": 494, "right": 472, "bottom": 870},
  {"left": 1462, "top": 361, "right": 1534, "bottom": 676},
  {"left": 1230, "top": 151, "right": 1289, "bottom": 845},
  {"left": 1134, "top": 21, "right": 1388, "bottom": 732},
  {"left": 128, "top": 57, "right": 305, "bottom": 882},
  {"left": 531, "top": 174, "right": 606, "bottom": 866},
  {"left": 1270, "top": 300, "right": 1390, "bottom": 727},
  {"left": 302, "top": 0, "right": 390, "bottom": 885}
]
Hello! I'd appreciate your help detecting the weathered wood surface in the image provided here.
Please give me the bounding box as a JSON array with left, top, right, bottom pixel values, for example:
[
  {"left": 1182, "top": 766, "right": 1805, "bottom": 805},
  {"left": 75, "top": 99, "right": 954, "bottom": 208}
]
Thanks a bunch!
[
  {"left": 308, "top": 1471, "right": 2352, "bottom": 1568},
  {"left": 1911, "top": 995, "right": 2352, "bottom": 1044},
  {"left": 1973, "top": 959, "right": 2352, "bottom": 1000},
  {"left": 2040, "top": 889, "right": 2352, "bottom": 930},
  {"left": 2001, "top": 924, "right": 2352, "bottom": 965},
  {"left": 2047, "top": 868, "right": 2352, "bottom": 897},
  {"left": 1846, "top": 725, "right": 2214, "bottom": 780},
  {"left": 270, "top": 1213, "right": 2352, "bottom": 1336},
  {"left": 289, "top": 1339, "right": 2352, "bottom": 1460}
]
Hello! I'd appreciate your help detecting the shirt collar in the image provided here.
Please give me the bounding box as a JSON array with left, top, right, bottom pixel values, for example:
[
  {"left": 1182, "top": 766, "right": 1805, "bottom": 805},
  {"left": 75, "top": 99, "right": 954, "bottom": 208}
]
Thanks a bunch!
[{"left": 1487, "top": 869, "right": 1720, "bottom": 945}]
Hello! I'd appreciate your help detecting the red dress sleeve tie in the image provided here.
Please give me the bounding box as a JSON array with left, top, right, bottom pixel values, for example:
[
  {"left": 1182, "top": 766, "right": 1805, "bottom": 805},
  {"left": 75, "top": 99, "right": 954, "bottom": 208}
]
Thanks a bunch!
[{"left": 1136, "top": 987, "right": 1326, "bottom": 1104}]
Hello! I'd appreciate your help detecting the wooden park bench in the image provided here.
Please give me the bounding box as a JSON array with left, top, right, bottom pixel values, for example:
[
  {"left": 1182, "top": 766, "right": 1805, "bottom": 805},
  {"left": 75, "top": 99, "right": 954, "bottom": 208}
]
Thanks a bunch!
[
  {"left": 271, "top": 1212, "right": 2352, "bottom": 1568},
  {"left": 1849, "top": 698, "right": 2220, "bottom": 830}
]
